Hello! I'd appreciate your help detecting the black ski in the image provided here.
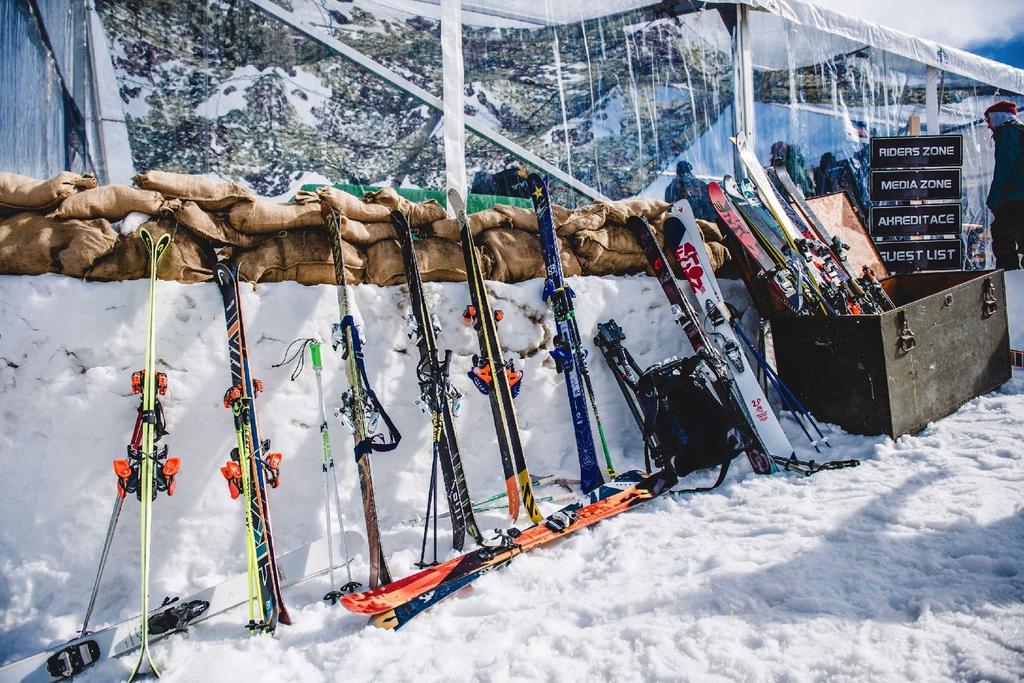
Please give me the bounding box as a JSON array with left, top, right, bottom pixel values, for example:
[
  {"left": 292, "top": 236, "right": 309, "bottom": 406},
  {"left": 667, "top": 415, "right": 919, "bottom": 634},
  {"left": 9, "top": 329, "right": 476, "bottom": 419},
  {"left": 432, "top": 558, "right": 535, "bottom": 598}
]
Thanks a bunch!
[{"left": 391, "top": 210, "right": 482, "bottom": 550}]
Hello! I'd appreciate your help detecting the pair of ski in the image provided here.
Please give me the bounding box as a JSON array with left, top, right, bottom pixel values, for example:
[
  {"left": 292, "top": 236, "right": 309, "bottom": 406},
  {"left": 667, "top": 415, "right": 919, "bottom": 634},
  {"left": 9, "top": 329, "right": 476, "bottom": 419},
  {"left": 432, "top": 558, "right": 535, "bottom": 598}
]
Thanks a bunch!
[
  {"left": 33, "top": 229, "right": 191, "bottom": 682},
  {"left": 339, "top": 468, "right": 677, "bottom": 629}
]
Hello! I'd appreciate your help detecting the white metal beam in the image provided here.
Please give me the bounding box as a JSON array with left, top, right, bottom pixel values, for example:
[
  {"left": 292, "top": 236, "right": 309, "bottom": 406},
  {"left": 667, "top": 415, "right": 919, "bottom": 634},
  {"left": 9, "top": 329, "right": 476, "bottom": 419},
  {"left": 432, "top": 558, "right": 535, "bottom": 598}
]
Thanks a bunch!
[
  {"left": 731, "top": 4, "right": 756, "bottom": 179},
  {"left": 245, "top": 0, "right": 609, "bottom": 201}
]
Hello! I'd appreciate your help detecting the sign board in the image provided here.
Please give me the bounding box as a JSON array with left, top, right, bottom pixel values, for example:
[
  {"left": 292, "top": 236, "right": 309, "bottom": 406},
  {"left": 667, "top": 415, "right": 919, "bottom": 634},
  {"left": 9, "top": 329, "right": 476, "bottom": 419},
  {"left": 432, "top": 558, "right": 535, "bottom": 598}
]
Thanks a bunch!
[
  {"left": 870, "top": 135, "right": 963, "bottom": 169},
  {"left": 870, "top": 203, "right": 962, "bottom": 237},
  {"left": 870, "top": 168, "right": 962, "bottom": 202},
  {"left": 875, "top": 239, "right": 963, "bottom": 272}
]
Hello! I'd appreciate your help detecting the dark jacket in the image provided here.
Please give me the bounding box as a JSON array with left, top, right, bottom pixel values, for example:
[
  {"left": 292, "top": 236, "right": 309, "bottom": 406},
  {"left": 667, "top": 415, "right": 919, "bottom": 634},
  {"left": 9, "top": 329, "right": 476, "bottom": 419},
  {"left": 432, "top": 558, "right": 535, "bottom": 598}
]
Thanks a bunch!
[{"left": 987, "top": 120, "right": 1024, "bottom": 211}]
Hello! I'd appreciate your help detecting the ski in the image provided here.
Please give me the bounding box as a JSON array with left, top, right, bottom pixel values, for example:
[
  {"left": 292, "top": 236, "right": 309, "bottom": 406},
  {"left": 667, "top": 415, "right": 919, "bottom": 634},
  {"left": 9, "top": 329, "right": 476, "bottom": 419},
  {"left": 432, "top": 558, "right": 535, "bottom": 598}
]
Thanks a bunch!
[
  {"left": 707, "top": 181, "right": 802, "bottom": 314},
  {"left": 342, "top": 469, "right": 677, "bottom": 619},
  {"left": 662, "top": 201, "right": 795, "bottom": 459},
  {"left": 391, "top": 210, "right": 482, "bottom": 550},
  {"left": 214, "top": 263, "right": 289, "bottom": 632},
  {"left": 771, "top": 159, "right": 893, "bottom": 312},
  {"left": 627, "top": 215, "right": 775, "bottom": 475},
  {"left": 450, "top": 188, "right": 541, "bottom": 524},
  {"left": 527, "top": 173, "right": 611, "bottom": 491},
  {"left": 124, "top": 228, "right": 178, "bottom": 681},
  {"left": 0, "top": 536, "right": 350, "bottom": 683},
  {"left": 323, "top": 208, "right": 401, "bottom": 589}
]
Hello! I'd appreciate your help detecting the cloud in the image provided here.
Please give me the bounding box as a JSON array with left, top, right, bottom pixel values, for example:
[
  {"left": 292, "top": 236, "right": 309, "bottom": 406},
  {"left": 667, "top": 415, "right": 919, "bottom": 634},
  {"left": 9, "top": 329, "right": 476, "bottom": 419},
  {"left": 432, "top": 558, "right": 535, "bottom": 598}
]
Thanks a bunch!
[{"left": 807, "top": 0, "right": 1024, "bottom": 49}]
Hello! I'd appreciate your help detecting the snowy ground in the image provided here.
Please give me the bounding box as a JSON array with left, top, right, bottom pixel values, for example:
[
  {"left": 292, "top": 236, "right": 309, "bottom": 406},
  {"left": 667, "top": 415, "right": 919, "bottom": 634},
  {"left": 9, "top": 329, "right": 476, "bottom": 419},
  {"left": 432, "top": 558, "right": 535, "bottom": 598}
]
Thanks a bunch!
[{"left": 0, "top": 273, "right": 1021, "bottom": 682}]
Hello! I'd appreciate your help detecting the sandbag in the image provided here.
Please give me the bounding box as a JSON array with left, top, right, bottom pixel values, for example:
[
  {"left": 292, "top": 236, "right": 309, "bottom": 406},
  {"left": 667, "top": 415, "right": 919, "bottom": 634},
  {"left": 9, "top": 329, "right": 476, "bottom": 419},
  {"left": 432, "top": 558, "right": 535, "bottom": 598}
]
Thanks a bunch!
[
  {"left": 478, "top": 228, "right": 580, "bottom": 284},
  {"left": 0, "top": 172, "right": 97, "bottom": 210},
  {"left": 559, "top": 204, "right": 607, "bottom": 236},
  {"left": 176, "top": 201, "right": 268, "bottom": 248},
  {"left": 133, "top": 170, "right": 252, "bottom": 210},
  {"left": 427, "top": 208, "right": 512, "bottom": 241},
  {"left": 0, "top": 212, "right": 117, "bottom": 277},
  {"left": 570, "top": 225, "right": 646, "bottom": 276},
  {"left": 49, "top": 185, "right": 176, "bottom": 222},
  {"left": 365, "top": 237, "right": 466, "bottom": 287},
  {"left": 314, "top": 187, "right": 392, "bottom": 224},
  {"left": 706, "top": 240, "right": 731, "bottom": 273},
  {"left": 429, "top": 218, "right": 460, "bottom": 241},
  {"left": 696, "top": 218, "right": 723, "bottom": 243},
  {"left": 234, "top": 228, "right": 364, "bottom": 286},
  {"left": 227, "top": 198, "right": 323, "bottom": 234},
  {"left": 86, "top": 223, "right": 214, "bottom": 283},
  {"left": 363, "top": 187, "right": 447, "bottom": 226},
  {"left": 340, "top": 218, "right": 397, "bottom": 248},
  {"left": 599, "top": 197, "right": 669, "bottom": 225}
]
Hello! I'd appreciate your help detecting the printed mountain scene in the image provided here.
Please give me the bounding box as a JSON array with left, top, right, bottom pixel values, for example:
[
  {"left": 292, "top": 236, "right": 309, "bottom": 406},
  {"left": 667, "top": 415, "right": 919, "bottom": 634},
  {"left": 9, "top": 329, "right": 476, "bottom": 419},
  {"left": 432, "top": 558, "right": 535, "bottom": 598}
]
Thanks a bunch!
[{"left": 95, "top": 0, "right": 733, "bottom": 203}]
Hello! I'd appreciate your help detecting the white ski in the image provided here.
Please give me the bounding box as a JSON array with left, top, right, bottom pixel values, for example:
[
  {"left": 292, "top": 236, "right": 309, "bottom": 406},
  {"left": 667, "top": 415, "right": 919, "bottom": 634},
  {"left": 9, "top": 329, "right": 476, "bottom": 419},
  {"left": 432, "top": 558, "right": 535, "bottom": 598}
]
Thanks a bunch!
[
  {"left": 666, "top": 200, "right": 795, "bottom": 461},
  {"left": 0, "top": 534, "right": 353, "bottom": 683}
]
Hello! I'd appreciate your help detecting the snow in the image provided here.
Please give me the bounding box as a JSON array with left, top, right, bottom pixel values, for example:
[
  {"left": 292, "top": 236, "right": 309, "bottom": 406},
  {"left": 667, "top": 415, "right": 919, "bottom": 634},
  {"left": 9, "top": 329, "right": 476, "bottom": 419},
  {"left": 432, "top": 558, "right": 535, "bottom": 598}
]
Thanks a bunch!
[{"left": 0, "top": 273, "right": 1022, "bottom": 681}]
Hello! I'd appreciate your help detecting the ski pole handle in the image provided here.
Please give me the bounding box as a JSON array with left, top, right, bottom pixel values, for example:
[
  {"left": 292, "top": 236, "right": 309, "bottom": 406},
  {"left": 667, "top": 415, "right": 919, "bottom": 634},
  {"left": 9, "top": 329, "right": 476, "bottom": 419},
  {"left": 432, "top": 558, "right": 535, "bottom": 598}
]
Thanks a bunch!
[{"left": 310, "top": 341, "right": 323, "bottom": 371}]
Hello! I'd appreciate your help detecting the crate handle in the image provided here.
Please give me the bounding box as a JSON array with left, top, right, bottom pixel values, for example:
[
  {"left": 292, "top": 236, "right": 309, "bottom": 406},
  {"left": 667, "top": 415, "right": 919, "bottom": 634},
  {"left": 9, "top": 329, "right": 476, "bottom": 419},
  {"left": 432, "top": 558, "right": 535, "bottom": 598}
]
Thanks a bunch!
[
  {"left": 896, "top": 311, "right": 916, "bottom": 355},
  {"left": 982, "top": 278, "right": 998, "bottom": 318}
]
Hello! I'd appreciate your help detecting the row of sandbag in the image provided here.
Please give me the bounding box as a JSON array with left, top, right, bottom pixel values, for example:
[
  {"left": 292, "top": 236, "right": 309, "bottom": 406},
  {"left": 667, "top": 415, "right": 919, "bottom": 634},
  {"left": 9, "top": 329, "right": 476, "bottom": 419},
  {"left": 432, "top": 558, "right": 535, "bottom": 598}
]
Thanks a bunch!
[{"left": 0, "top": 170, "right": 731, "bottom": 285}]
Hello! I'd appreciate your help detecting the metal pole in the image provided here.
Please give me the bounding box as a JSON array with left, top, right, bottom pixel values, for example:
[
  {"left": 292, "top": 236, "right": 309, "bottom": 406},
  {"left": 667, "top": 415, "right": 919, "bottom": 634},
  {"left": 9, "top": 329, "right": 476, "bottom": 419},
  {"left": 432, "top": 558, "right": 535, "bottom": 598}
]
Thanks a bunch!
[{"left": 244, "top": 0, "right": 609, "bottom": 202}]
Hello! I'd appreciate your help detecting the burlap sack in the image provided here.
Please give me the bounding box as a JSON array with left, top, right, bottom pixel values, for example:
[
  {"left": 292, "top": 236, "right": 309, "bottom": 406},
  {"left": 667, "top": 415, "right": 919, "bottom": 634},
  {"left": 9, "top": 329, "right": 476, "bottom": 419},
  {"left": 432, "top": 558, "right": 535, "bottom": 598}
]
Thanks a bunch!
[
  {"left": 0, "top": 212, "right": 117, "bottom": 277},
  {"left": 706, "top": 240, "right": 731, "bottom": 273},
  {"left": 599, "top": 198, "right": 669, "bottom": 225},
  {"left": 0, "top": 172, "right": 97, "bottom": 210},
  {"left": 570, "top": 225, "right": 645, "bottom": 276},
  {"left": 313, "top": 187, "right": 392, "bottom": 224},
  {"left": 478, "top": 228, "right": 580, "bottom": 284},
  {"left": 365, "top": 237, "right": 466, "bottom": 287},
  {"left": 234, "top": 228, "right": 364, "bottom": 286},
  {"left": 176, "top": 201, "right": 268, "bottom": 248},
  {"left": 133, "top": 170, "right": 252, "bottom": 210},
  {"left": 559, "top": 204, "right": 607, "bottom": 236},
  {"left": 363, "top": 187, "right": 447, "bottom": 227},
  {"left": 49, "top": 185, "right": 177, "bottom": 222},
  {"left": 429, "top": 218, "right": 460, "bottom": 241},
  {"left": 86, "top": 223, "right": 214, "bottom": 283},
  {"left": 696, "top": 218, "right": 723, "bottom": 243},
  {"left": 341, "top": 218, "right": 397, "bottom": 248},
  {"left": 227, "top": 197, "right": 324, "bottom": 234},
  {"left": 427, "top": 208, "right": 512, "bottom": 241}
]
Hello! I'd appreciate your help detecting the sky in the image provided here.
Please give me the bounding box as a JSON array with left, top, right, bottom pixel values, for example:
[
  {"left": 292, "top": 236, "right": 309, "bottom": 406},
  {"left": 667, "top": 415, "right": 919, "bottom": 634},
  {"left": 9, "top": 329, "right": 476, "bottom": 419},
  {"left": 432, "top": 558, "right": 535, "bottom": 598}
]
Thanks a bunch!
[{"left": 809, "top": 0, "right": 1024, "bottom": 69}]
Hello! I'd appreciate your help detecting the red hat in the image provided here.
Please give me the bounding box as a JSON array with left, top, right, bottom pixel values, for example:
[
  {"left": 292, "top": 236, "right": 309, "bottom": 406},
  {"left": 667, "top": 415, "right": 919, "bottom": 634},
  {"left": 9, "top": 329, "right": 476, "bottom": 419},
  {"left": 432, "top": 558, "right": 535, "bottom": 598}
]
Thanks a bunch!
[{"left": 984, "top": 101, "right": 1017, "bottom": 117}]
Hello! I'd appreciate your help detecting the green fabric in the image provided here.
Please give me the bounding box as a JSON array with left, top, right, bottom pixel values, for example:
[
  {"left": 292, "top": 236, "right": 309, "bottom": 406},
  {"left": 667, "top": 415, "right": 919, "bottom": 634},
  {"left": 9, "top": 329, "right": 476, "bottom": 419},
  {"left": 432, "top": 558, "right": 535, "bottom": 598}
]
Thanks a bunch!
[
  {"left": 298, "top": 183, "right": 533, "bottom": 214},
  {"left": 987, "top": 120, "right": 1024, "bottom": 211}
]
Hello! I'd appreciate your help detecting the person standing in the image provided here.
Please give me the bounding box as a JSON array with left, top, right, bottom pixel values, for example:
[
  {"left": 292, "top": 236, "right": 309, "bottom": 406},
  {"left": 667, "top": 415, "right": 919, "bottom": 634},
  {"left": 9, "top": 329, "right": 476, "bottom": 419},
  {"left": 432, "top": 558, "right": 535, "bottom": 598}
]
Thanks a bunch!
[
  {"left": 985, "top": 100, "right": 1024, "bottom": 270},
  {"left": 664, "top": 160, "right": 715, "bottom": 222}
]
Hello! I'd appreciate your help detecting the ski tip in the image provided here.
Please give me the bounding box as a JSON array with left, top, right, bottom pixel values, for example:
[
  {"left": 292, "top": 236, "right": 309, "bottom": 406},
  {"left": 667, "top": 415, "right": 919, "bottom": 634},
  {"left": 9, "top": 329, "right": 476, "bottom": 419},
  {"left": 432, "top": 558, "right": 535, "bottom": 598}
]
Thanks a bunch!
[{"left": 447, "top": 189, "right": 466, "bottom": 215}]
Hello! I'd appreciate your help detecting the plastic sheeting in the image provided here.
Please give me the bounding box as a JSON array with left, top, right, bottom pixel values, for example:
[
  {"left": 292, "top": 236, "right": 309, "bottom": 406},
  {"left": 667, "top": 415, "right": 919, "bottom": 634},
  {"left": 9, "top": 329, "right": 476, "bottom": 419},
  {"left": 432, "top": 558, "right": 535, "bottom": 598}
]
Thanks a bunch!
[
  {"left": 4, "top": 0, "right": 1024, "bottom": 268},
  {"left": 0, "top": 0, "right": 89, "bottom": 179}
]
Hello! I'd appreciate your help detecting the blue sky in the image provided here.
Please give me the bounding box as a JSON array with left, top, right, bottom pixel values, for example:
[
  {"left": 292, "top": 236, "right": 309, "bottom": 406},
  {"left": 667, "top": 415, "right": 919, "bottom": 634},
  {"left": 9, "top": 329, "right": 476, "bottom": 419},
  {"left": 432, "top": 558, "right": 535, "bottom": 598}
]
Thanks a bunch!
[{"left": 811, "top": 1, "right": 1024, "bottom": 69}]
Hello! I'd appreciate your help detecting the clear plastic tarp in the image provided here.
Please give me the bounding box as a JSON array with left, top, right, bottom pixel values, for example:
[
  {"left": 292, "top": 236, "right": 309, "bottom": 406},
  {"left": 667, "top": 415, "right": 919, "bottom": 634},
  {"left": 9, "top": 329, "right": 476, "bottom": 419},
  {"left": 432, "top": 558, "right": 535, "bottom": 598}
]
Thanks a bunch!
[
  {"left": 0, "top": 0, "right": 90, "bottom": 179},
  {"left": 3, "top": 0, "right": 1024, "bottom": 264}
]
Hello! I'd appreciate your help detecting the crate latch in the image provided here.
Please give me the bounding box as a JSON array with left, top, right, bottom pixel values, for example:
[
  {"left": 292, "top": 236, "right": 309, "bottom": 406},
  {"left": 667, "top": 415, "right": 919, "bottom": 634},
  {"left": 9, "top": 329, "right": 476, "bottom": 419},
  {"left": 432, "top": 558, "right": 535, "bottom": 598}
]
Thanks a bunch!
[
  {"left": 982, "top": 278, "right": 998, "bottom": 318},
  {"left": 896, "top": 311, "right": 916, "bottom": 355}
]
